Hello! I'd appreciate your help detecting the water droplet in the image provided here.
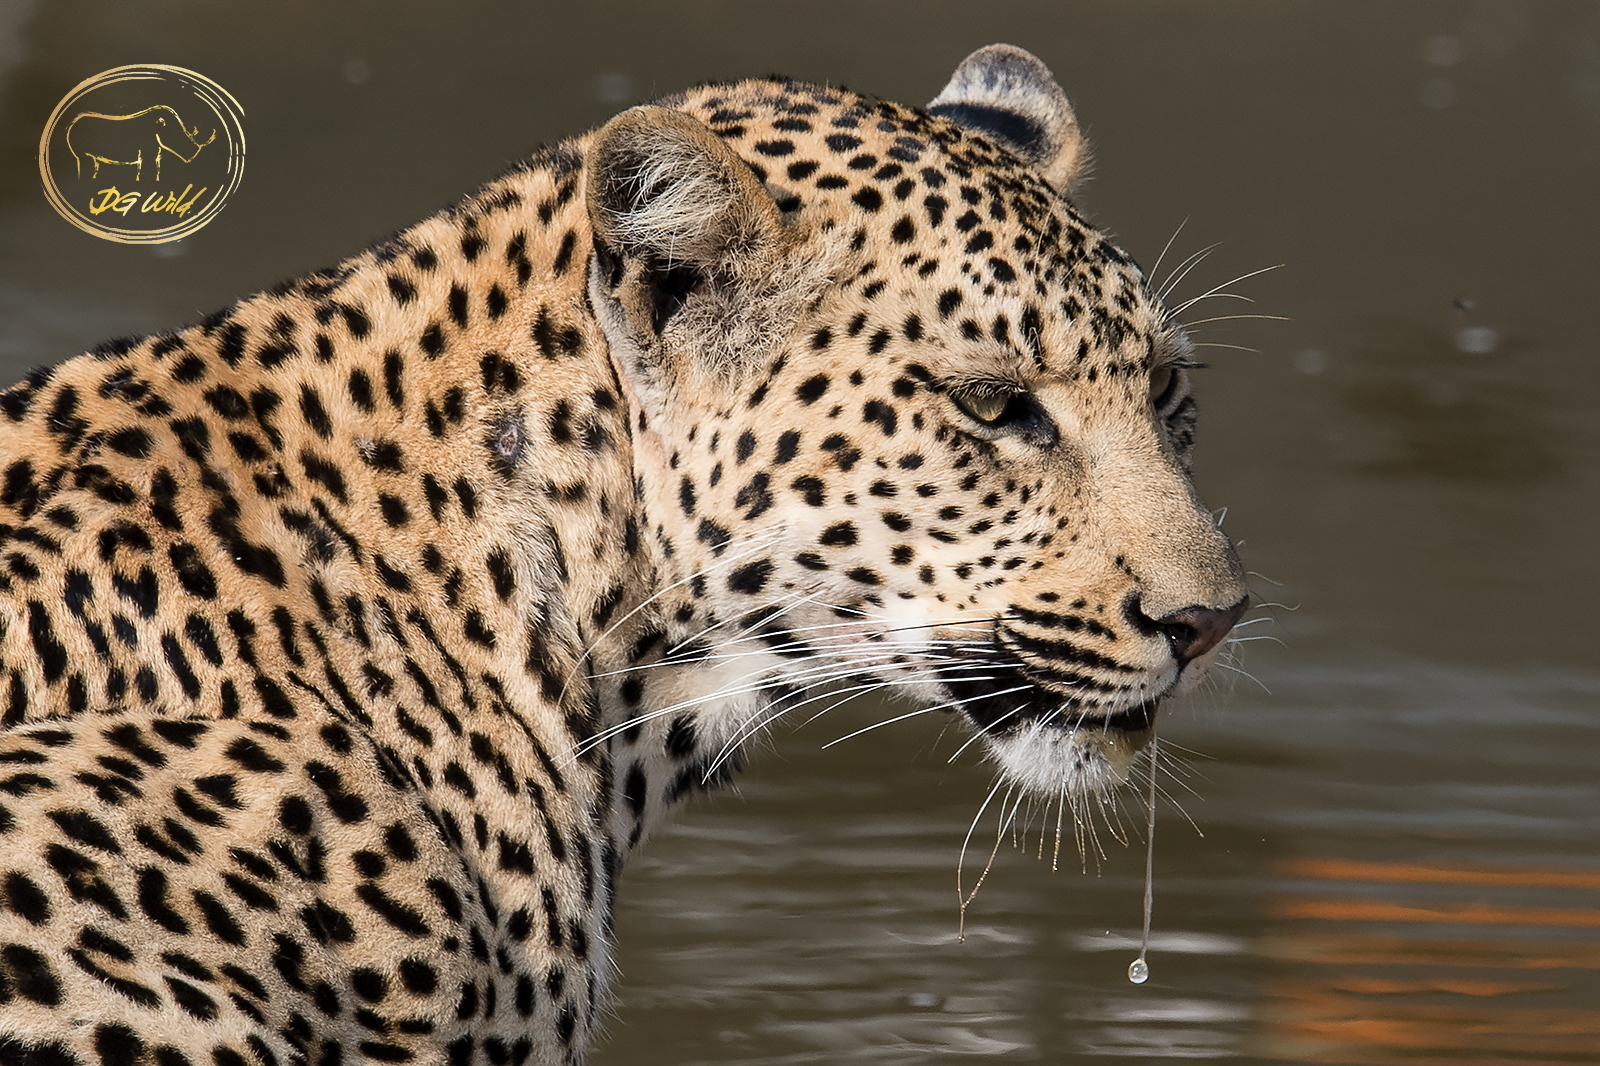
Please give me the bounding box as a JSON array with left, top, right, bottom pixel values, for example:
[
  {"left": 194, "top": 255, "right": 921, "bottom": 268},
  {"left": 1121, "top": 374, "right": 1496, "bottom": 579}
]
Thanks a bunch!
[{"left": 1127, "top": 733, "right": 1157, "bottom": 989}]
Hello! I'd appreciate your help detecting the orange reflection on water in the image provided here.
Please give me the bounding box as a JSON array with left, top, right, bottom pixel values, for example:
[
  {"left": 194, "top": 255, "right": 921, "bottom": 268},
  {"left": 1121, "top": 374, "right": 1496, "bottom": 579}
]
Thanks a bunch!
[
  {"left": 1261, "top": 931, "right": 1600, "bottom": 971},
  {"left": 1269, "top": 982, "right": 1600, "bottom": 1062},
  {"left": 1261, "top": 857, "right": 1600, "bottom": 1065},
  {"left": 1283, "top": 857, "right": 1600, "bottom": 891},
  {"left": 1273, "top": 896, "right": 1600, "bottom": 928},
  {"left": 1319, "top": 975, "right": 1561, "bottom": 997}
]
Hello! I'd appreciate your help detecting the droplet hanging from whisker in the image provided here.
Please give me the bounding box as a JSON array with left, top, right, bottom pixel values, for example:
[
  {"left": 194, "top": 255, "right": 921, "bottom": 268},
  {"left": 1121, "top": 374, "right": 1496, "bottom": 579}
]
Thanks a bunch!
[
  {"left": 1127, "top": 956, "right": 1149, "bottom": 985},
  {"left": 1052, "top": 781, "right": 1067, "bottom": 872},
  {"left": 1129, "top": 732, "right": 1158, "bottom": 985}
]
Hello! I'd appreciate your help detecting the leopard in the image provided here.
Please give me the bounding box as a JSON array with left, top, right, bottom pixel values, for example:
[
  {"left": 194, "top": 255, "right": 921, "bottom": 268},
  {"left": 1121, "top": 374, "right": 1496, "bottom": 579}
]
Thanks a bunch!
[{"left": 0, "top": 44, "right": 1247, "bottom": 1066}]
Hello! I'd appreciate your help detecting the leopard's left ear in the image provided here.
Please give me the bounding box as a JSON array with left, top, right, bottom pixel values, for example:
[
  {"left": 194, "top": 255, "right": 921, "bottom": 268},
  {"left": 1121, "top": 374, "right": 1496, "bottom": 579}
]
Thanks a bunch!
[
  {"left": 587, "top": 106, "right": 785, "bottom": 339},
  {"left": 929, "top": 44, "right": 1087, "bottom": 193},
  {"left": 587, "top": 106, "right": 840, "bottom": 398}
]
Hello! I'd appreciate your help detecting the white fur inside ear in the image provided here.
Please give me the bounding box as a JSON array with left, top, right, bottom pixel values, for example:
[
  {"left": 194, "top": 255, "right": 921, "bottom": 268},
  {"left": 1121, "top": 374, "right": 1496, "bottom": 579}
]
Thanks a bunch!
[
  {"left": 929, "top": 43, "right": 1087, "bottom": 192},
  {"left": 607, "top": 134, "right": 739, "bottom": 264},
  {"left": 588, "top": 106, "right": 850, "bottom": 390}
]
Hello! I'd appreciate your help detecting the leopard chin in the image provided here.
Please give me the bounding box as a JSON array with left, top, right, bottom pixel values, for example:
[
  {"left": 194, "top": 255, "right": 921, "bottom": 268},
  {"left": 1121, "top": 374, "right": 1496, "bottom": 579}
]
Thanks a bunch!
[{"left": 983, "top": 711, "right": 1156, "bottom": 796}]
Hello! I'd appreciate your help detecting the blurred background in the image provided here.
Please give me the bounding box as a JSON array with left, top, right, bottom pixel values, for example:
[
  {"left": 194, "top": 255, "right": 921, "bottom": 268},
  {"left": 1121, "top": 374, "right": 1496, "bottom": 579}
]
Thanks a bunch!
[{"left": 2, "top": 2, "right": 1597, "bottom": 1062}]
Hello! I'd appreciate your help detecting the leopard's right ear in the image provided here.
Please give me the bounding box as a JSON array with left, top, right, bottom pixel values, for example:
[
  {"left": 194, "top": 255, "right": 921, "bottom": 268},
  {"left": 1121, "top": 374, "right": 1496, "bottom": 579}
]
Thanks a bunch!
[{"left": 586, "top": 106, "right": 785, "bottom": 347}]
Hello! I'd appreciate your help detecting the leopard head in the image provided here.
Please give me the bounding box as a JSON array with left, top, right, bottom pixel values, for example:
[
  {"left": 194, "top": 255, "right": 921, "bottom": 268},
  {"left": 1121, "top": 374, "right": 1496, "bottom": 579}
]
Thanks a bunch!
[{"left": 586, "top": 45, "right": 1247, "bottom": 802}]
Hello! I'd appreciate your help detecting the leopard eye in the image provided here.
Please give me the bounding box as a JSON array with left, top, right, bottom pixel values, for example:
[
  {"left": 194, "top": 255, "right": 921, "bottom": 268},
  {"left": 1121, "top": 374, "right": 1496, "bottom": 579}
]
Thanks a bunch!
[
  {"left": 948, "top": 386, "right": 1014, "bottom": 426},
  {"left": 946, "top": 383, "right": 1059, "bottom": 446},
  {"left": 1149, "top": 366, "right": 1178, "bottom": 409}
]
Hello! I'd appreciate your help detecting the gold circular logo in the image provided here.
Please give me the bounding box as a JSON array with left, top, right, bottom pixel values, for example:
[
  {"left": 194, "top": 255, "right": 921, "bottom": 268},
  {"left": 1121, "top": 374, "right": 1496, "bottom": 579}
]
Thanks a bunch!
[{"left": 39, "top": 64, "right": 245, "bottom": 244}]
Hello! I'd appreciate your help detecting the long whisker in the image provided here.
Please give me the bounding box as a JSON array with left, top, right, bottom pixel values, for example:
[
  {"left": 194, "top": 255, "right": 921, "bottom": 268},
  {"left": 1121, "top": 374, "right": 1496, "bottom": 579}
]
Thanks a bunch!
[
  {"left": 600, "top": 639, "right": 996, "bottom": 747},
  {"left": 1156, "top": 242, "right": 1223, "bottom": 301},
  {"left": 1052, "top": 779, "right": 1067, "bottom": 870},
  {"left": 705, "top": 668, "right": 1013, "bottom": 778},
  {"left": 1179, "top": 313, "right": 1291, "bottom": 326},
  {"left": 793, "top": 662, "right": 1005, "bottom": 731},
  {"left": 956, "top": 779, "right": 1007, "bottom": 941},
  {"left": 660, "top": 595, "right": 816, "bottom": 664},
  {"left": 1146, "top": 216, "right": 1189, "bottom": 292},
  {"left": 559, "top": 526, "right": 788, "bottom": 709},
  {"left": 689, "top": 649, "right": 1007, "bottom": 755},
  {"left": 946, "top": 699, "right": 1037, "bottom": 762},
  {"left": 958, "top": 786, "right": 1026, "bottom": 941},
  {"left": 1168, "top": 263, "right": 1284, "bottom": 317},
  {"left": 1212, "top": 661, "right": 1271, "bottom": 694},
  {"left": 659, "top": 609, "right": 993, "bottom": 670},
  {"left": 660, "top": 582, "right": 816, "bottom": 659},
  {"left": 821, "top": 684, "right": 1033, "bottom": 748},
  {"left": 591, "top": 625, "right": 999, "bottom": 681}
]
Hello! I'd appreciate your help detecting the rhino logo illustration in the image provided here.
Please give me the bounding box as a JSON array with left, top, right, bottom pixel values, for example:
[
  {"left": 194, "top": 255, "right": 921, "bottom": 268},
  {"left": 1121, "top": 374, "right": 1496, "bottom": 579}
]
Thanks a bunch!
[
  {"left": 66, "top": 105, "right": 217, "bottom": 182},
  {"left": 41, "top": 64, "right": 246, "bottom": 243}
]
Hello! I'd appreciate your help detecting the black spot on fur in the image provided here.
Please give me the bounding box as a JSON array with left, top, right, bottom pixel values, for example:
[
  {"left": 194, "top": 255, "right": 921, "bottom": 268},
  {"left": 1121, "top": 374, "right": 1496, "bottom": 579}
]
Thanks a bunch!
[{"left": 727, "top": 559, "right": 774, "bottom": 594}]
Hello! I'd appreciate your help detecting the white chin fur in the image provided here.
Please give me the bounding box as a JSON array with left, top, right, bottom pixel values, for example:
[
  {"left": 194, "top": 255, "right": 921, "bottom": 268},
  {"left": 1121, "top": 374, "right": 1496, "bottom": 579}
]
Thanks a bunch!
[{"left": 982, "top": 718, "right": 1152, "bottom": 796}]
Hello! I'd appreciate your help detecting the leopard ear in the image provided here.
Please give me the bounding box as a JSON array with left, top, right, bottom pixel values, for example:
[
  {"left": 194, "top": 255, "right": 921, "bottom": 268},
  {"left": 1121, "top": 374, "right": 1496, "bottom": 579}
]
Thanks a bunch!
[
  {"left": 928, "top": 44, "right": 1087, "bottom": 193},
  {"left": 586, "top": 106, "right": 785, "bottom": 341}
]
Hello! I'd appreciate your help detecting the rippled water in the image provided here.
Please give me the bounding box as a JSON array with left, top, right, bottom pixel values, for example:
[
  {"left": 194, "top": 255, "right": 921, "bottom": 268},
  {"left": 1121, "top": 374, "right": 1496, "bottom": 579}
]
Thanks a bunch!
[
  {"left": 2, "top": 3, "right": 1597, "bottom": 1063},
  {"left": 602, "top": 662, "right": 1600, "bottom": 1063}
]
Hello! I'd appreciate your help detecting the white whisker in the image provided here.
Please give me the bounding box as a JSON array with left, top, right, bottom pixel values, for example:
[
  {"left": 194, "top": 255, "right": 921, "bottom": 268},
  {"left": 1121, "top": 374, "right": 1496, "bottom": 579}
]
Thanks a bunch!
[
  {"left": 1180, "top": 313, "right": 1290, "bottom": 326},
  {"left": 699, "top": 664, "right": 1014, "bottom": 780},
  {"left": 1212, "top": 661, "right": 1271, "bottom": 694},
  {"left": 946, "top": 701, "right": 1035, "bottom": 762},
  {"left": 1168, "top": 263, "right": 1283, "bottom": 317},
  {"left": 821, "top": 684, "right": 1033, "bottom": 748},
  {"left": 1156, "top": 242, "right": 1222, "bottom": 302},
  {"left": 956, "top": 780, "right": 1007, "bottom": 941},
  {"left": 1145, "top": 216, "right": 1189, "bottom": 293},
  {"left": 559, "top": 525, "right": 789, "bottom": 709}
]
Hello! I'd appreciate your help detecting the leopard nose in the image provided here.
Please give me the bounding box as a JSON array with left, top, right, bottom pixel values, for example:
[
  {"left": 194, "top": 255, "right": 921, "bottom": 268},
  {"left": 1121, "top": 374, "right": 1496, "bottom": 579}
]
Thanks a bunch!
[{"left": 1155, "top": 598, "right": 1248, "bottom": 666}]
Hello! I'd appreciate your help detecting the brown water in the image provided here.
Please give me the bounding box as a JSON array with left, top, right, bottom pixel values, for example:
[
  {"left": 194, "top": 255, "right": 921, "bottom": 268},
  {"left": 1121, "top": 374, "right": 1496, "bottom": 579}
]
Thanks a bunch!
[{"left": 2, "top": 3, "right": 1597, "bottom": 1062}]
